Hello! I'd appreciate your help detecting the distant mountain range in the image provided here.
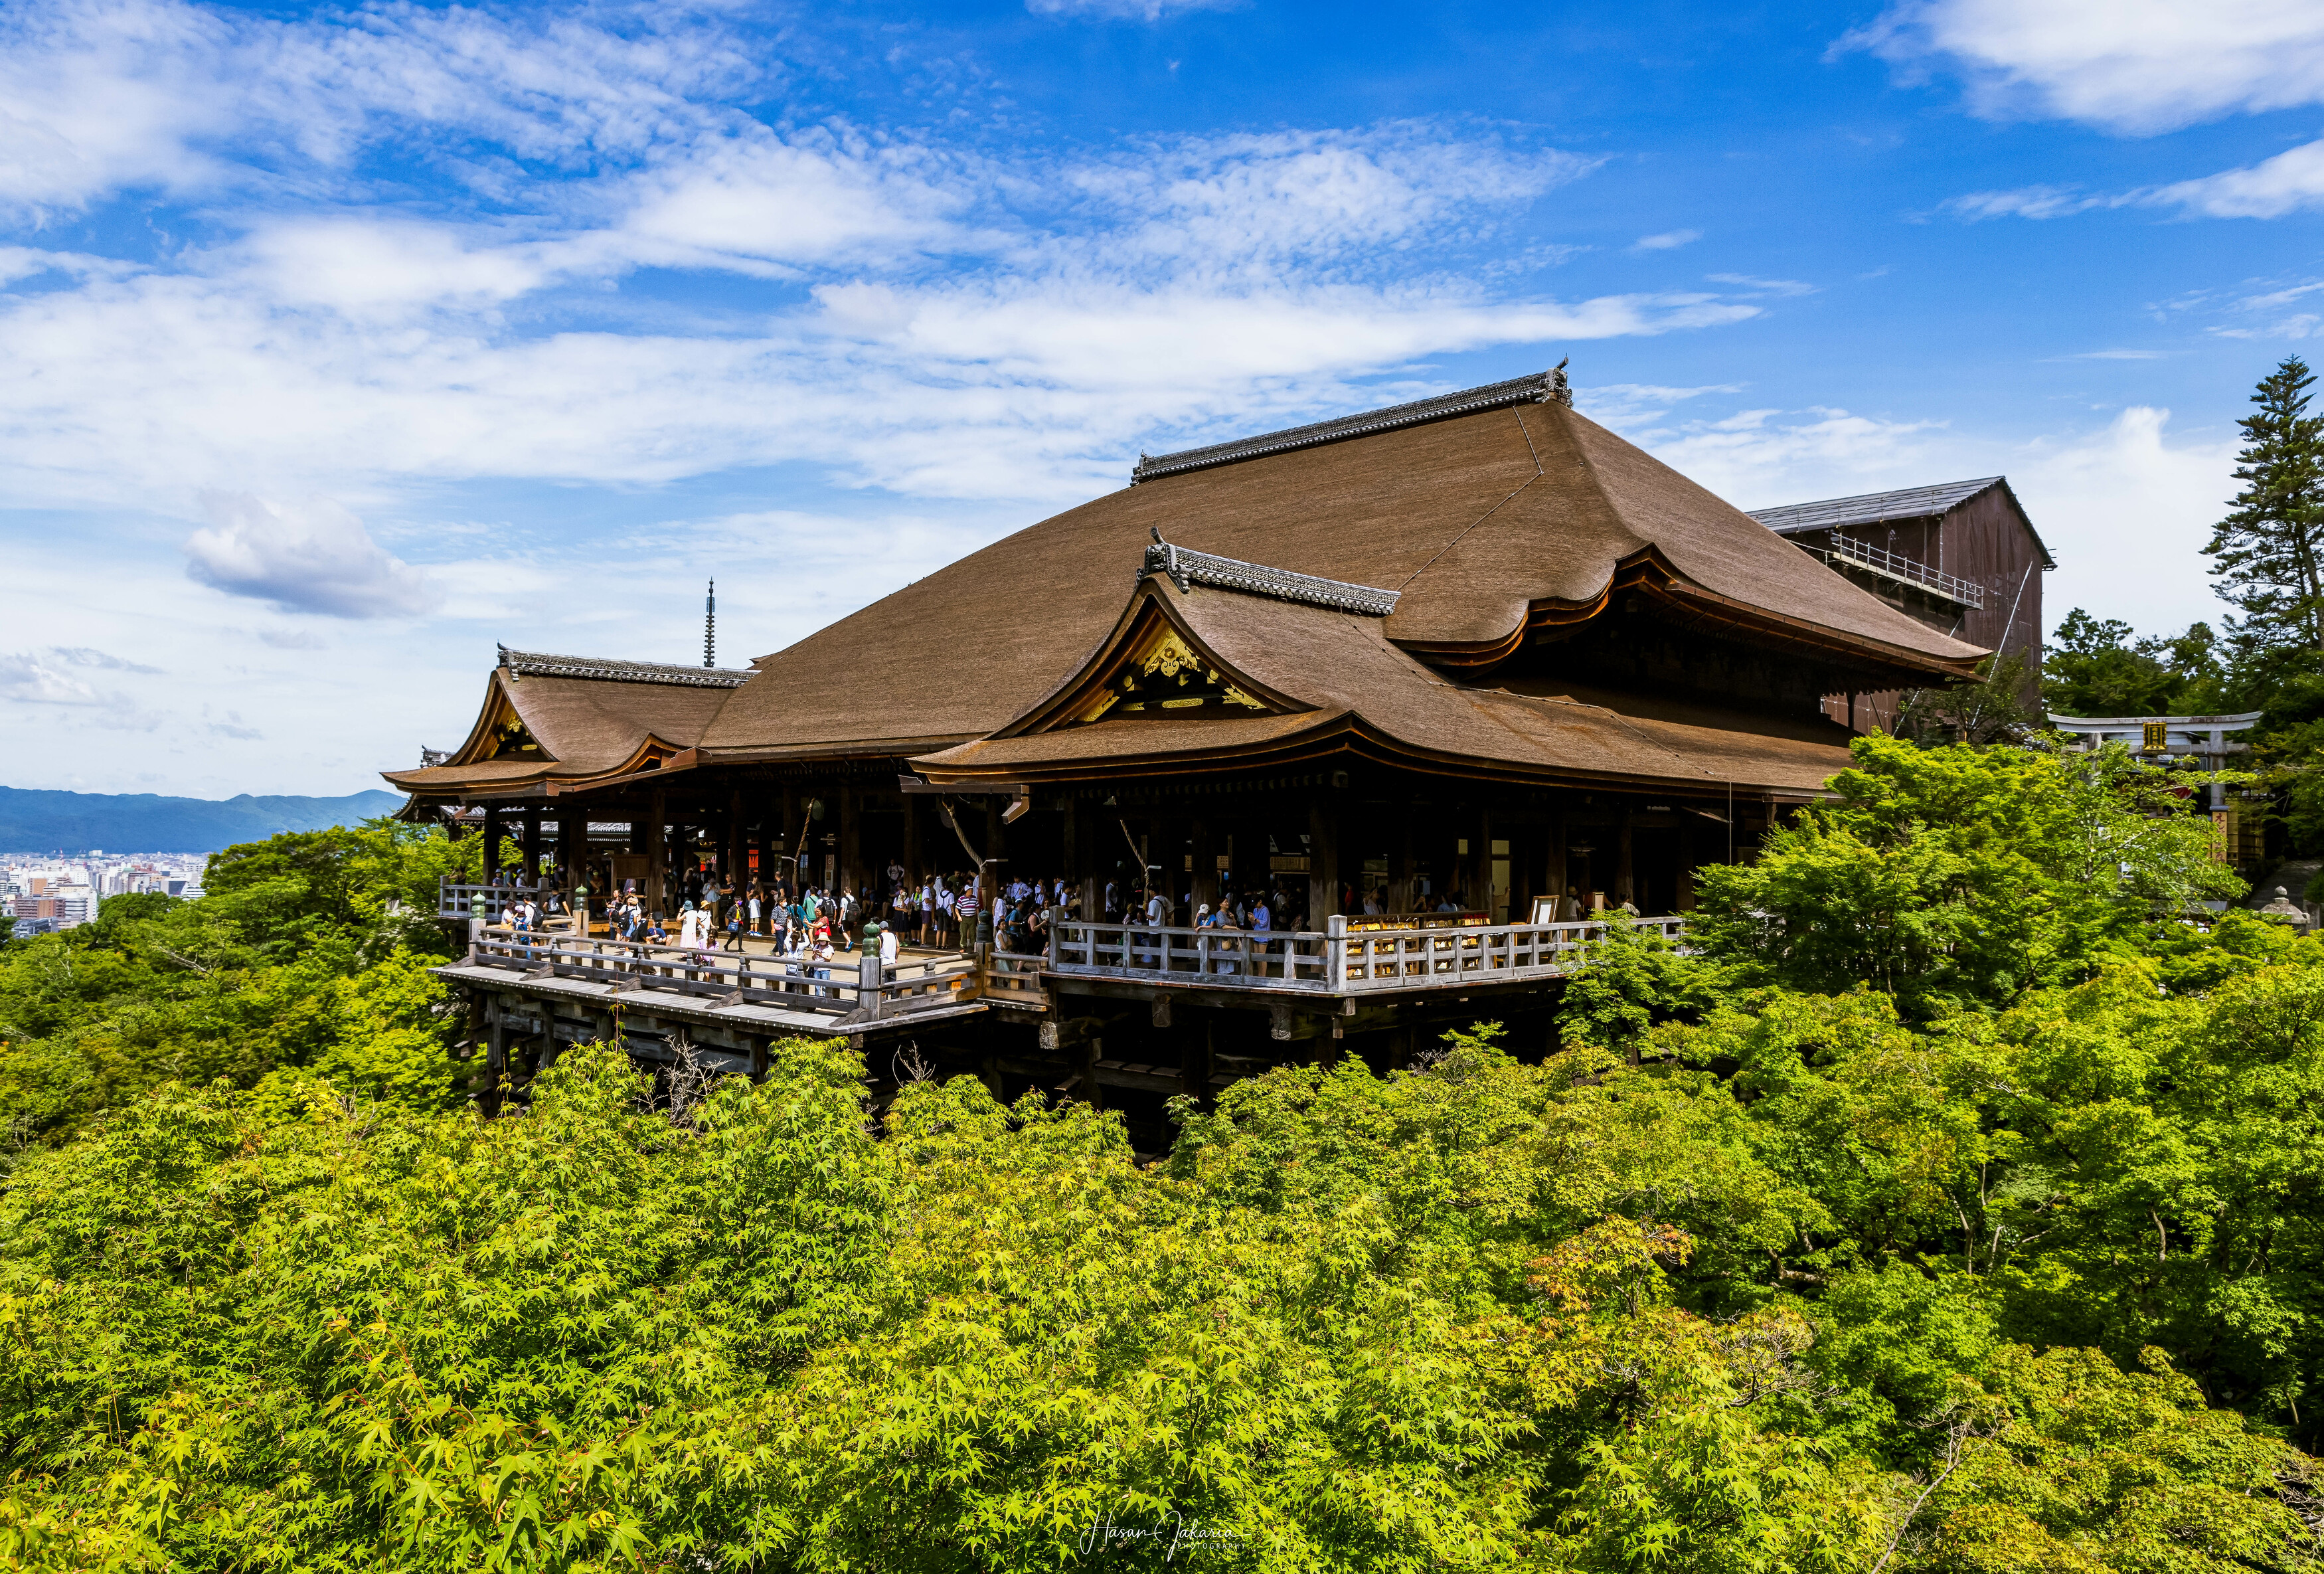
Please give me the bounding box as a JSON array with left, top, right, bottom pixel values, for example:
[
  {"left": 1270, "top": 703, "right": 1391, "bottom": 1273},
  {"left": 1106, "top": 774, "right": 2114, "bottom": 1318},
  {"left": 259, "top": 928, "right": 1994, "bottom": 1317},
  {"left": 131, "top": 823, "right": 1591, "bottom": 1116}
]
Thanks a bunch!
[{"left": 0, "top": 787, "right": 408, "bottom": 855}]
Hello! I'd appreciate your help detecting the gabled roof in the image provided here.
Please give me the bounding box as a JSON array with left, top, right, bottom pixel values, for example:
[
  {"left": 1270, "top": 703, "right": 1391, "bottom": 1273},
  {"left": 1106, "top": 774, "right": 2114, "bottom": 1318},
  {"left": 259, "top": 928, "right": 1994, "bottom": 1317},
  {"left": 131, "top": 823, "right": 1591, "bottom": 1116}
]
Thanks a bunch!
[
  {"left": 1748, "top": 477, "right": 2057, "bottom": 569},
  {"left": 381, "top": 651, "right": 737, "bottom": 798},
  {"left": 699, "top": 379, "right": 1981, "bottom": 764},
  {"left": 914, "top": 566, "right": 1855, "bottom": 798}
]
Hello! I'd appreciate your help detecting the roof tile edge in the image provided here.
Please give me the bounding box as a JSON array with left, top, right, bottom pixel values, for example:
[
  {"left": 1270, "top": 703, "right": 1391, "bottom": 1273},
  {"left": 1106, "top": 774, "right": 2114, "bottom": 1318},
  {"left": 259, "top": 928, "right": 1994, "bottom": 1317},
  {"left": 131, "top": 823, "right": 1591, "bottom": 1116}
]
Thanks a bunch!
[
  {"left": 497, "top": 646, "right": 754, "bottom": 689},
  {"left": 1129, "top": 364, "right": 1570, "bottom": 483},
  {"left": 1139, "top": 533, "right": 1400, "bottom": 616}
]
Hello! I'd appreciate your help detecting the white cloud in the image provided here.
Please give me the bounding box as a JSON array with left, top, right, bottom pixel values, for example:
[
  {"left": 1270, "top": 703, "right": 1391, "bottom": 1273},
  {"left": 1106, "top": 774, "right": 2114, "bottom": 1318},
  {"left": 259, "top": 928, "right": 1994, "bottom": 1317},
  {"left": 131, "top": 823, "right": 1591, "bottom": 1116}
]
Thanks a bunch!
[
  {"left": 606, "top": 130, "right": 973, "bottom": 274},
  {"left": 2013, "top": 406, "right": 2237, "bottom": 632},
  {"left": 183, "top": 493, "right": 440, "bottom": 618},
  {"left": 0, "top": 0, "right": 1801, "bottom": 795},
  {"left": 1574, "top": 381, "right": 1745, "bottom": 428},
  {"left": 1705, "top": 273, "right": 1815, "bottom": 296},
  {"left": 1599, "top": 392, "right": 2239, "bottom": 636},
  {"left": 1944, "top": 137, "right": 2324, "bottom": 222},
  {"left": 1024, "top": 0, "right": 1239, "bottom": 19},
  {"left": 1067, "top": 128, "right": 1595, "bottom": 276},
  {"left": 1846, "top": 0, "right": 2324, "bottom": 134},
  {"left": 240, "top": 220, "right": 554, "bottom": 315},
  {"left": 0, "top": 103, "right": 1750, "bottom": 510},
  {"left": 2145, "top": 137, "right": 2324, "bottom": 218},
  {"left": 1631, "top": 229, "right": 1700, "bottom": 251},
  {"left": 0, "top": 645, "right": 163, "bottom": 727}
]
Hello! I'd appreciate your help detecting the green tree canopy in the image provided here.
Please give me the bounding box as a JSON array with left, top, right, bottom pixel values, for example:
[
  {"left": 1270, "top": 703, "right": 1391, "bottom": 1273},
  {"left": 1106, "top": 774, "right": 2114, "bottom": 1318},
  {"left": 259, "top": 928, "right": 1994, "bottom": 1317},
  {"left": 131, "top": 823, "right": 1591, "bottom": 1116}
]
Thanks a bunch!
[
  {"left": 2208, "top": 354, "right": 2324, "bottom": 659},
  {"left": 1691, "top": 735, "right": 2240, "bottom": 1013}
]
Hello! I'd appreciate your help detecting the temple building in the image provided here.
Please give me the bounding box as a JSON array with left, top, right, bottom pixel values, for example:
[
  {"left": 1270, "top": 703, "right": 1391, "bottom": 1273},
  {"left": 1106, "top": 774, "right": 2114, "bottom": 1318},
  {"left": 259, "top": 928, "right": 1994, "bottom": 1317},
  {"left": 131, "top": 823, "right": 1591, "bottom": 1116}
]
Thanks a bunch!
[
  {"left": 387, "top": 367, "right": 2002, "bottom": 1124},
  {"left": 1748, "top": 476, "right": 2052, "bottom": 733}
]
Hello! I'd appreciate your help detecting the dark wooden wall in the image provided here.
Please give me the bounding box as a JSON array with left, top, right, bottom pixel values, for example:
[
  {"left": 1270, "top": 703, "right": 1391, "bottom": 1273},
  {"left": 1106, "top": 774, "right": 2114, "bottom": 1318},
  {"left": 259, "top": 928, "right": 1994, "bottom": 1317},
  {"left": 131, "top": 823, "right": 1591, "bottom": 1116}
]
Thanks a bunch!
[{"left": 1803, "top": 484, "right": 2048, "bottom": 729}]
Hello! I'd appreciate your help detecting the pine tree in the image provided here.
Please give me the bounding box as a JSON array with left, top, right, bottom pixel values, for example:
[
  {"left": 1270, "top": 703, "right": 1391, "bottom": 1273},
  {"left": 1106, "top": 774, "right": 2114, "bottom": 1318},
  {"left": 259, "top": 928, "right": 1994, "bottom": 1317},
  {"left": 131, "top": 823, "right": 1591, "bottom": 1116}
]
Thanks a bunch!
[{"left": 2206, "top": 355, "right": 2324, "bottom": 655}]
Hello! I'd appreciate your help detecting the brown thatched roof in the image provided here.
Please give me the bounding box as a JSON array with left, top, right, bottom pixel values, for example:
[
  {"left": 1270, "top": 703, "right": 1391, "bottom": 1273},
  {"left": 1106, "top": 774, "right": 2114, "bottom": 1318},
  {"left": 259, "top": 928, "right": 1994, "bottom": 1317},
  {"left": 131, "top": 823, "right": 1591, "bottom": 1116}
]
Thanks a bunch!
[
  {"left": 912, "top": 573, "right": 1853, "bottom": 798},
  {"left": 700, "top": 385, "right": 1978, "bottom": 765},
  {"left": 382, "top": 650, "right": 740, "bottom": 798}
]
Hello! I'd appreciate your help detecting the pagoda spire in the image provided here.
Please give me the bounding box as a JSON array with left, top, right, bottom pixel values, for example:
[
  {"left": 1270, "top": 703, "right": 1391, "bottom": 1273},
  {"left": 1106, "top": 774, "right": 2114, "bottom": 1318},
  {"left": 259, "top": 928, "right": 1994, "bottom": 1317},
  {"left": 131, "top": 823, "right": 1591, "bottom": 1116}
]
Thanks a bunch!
[{"left": 704, "top": 580, "right": 715, "bottom": 668}]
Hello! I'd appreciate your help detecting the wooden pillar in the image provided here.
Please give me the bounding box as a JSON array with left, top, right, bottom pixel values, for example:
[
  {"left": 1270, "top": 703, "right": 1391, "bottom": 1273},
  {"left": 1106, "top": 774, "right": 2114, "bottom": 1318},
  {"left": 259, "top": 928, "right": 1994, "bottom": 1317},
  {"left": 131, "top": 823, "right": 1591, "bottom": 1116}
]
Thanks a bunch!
[
  {"left": 839, "top": 782, "right": 863, "bottom": 901},
  {"left": 558, "top": 802, "right": 582, "bottom": 891},
  {"left": 1307, "top": 798, "right": 1340, "bottom": 926},
  {"left": 778, "top": 783, "right": 797, "bottom": 894},
  {"left": 726, "top": 785, "right": 746, "bottom": 909},
  {"left": 484, "top": 1004, "right": 506, "bottom": 1116},
  {"left": 1191, "top": 818, "right": 1218, "bottom": 914},
  {"left": 1184, "top": 1017, "right": 1214, "bottom": 1108},
  {"left": 522, "top": 810, "right": 542, "bottom": 885},
  {"left": 645, "top": 786, "right": 667, "bottom": 917},
  {"left": 1615, "top": 811, "right": 1635, "bottom": 907},
  {"left": 904, "top": 791, "right": 924, "bottom": 883},
  {"left": 985, "top": 798, "right": 1005, "bottom": 902},
  {"left": 1069, "top": 795, "right": 1097, "bottom": 920},
  {"left": 1477, "top": 807, "right": 1495, "bottom": 920},
  {"left": 1390, "top": 814, "right": 1415, "bottom": 915},
  {"left": 1547, "top": 804, "right": 1568, "bottom": 915},
  {"left": 1676, "top": 819, "right": 1697, "bottom": 911}
]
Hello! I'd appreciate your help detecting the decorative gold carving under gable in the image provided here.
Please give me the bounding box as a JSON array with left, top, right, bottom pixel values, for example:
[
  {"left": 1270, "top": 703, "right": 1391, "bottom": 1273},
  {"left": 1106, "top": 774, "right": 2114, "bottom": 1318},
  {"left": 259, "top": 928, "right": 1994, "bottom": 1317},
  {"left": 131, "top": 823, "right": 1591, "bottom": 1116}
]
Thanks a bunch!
[
  {"left": 1141, "top": 630, "right": 1201, "bottom": 679},
  {"left": 1068, "top": 622, "right": 1271, "bottom": 725},
  {"left": 459, "top": 690, "right": 554, "bottom": 764}
]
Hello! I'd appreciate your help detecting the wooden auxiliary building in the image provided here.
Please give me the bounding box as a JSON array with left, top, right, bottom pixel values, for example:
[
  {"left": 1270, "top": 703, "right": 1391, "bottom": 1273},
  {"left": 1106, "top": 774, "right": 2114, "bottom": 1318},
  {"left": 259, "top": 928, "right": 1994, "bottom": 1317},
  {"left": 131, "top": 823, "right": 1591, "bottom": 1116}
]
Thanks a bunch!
[{"left": 386, "top": 368, "right": 1995, "bottom": 1128}]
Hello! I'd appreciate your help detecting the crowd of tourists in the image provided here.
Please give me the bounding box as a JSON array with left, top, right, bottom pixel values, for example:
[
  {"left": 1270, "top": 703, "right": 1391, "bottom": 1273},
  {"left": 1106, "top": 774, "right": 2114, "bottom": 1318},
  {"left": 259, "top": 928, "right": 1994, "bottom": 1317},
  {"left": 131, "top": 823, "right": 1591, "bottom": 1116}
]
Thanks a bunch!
[{"left": 482, "top": 855, "right": 1370, "bottom": 960}]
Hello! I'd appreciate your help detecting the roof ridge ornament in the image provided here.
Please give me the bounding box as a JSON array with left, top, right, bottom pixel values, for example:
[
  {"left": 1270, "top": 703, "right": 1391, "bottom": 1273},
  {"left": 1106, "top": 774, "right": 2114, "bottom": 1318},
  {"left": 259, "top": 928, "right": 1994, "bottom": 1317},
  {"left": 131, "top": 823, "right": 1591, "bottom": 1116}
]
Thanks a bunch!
[
  {"left": 1129, "top": 364, "right": 1574, "bottom": 483},
  {"left": 1139, "top": 533, "right": 1400, "bottom": 616}
]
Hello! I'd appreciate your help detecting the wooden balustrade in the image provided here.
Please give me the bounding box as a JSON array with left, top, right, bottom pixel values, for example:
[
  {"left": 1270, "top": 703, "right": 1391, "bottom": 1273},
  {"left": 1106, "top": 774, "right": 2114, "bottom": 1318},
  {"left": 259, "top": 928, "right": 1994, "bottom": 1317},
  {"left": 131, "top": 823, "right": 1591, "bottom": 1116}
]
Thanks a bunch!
[
  {"left": 459, "top": 905, "right": 1692, "bottom": 1021},
  {"left": 1047, "top": 918, "right": 1335, "bottom": 990},
  {"left": 439, "top": 880, "right": 547, "bottom": 920},
  {"left": 464, "top": 926, "right": 973, "bottom": 1020},
  {"left": 1048, "top": 913, "right": 1687, "bottom": 995}
]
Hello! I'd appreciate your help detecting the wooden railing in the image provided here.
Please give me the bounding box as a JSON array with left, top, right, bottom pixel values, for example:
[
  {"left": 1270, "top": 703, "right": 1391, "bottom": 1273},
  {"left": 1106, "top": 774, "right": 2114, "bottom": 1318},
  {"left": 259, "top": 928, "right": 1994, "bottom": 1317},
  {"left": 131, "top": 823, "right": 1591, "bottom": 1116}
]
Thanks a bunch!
[
  {"left": 1337, "top": 914, "right": 1685, "bottom": 990},
  {"left": 1049, "top": 913, "right": 1687, "bottom": 995},
  {"left": 1048, "top": 920, "right": 1335, "bottom": 990},
  {"left": 463, "top": 927, "right": 974, "bottom": 1021},
  {"left": 440, "top": 881, "right": 548, "bottom": 921}
]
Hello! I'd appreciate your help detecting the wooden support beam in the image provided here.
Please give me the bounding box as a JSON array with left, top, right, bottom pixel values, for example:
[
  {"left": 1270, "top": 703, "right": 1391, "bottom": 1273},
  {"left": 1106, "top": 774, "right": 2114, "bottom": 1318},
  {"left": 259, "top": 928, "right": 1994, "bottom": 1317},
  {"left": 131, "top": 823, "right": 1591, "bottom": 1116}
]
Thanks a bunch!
[
  {"left": 839, "top": 781, "right": 862, "bottom": 901},
  {"left": 484, "top": 1007, "right": 507, "bottom": 1116},
  {"left": 1066, "top": 795, "right": 1096, "bottom": 922},
  {"left": 1547, "top": 804, "right": 1568, "bottom": 917},
  {"left": 558, "top": 806, "right": 582, "bottom": 897},
  {"left": 1185, "top": 1018, "right": 1214, "bottom": 1107},
  {"left": 645, "top": 786, "right": 667, "bottom": 917},
  {"left": 1307, "top": 800, "right": 1339, "bottom": 928},
  {"left": 726, "top": 785, "right": 746, "bottom": 920}
]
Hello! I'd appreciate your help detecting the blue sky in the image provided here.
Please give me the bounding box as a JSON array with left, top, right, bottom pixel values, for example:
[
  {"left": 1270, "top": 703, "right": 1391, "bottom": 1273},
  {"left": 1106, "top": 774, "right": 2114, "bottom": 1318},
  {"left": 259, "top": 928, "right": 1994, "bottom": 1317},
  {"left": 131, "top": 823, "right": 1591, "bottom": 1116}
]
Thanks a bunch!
[{"left": 3, "top": 0, "right": 2321, "bottom": 795}]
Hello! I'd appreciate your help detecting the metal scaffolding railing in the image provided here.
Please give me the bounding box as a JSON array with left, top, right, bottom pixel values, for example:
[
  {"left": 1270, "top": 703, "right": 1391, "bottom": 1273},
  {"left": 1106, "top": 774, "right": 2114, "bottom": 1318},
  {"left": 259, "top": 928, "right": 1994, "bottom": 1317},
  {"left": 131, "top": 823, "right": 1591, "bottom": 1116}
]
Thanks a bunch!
[{"left": 1820, "top": 534, "right": 1984, "bottom": 608}]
